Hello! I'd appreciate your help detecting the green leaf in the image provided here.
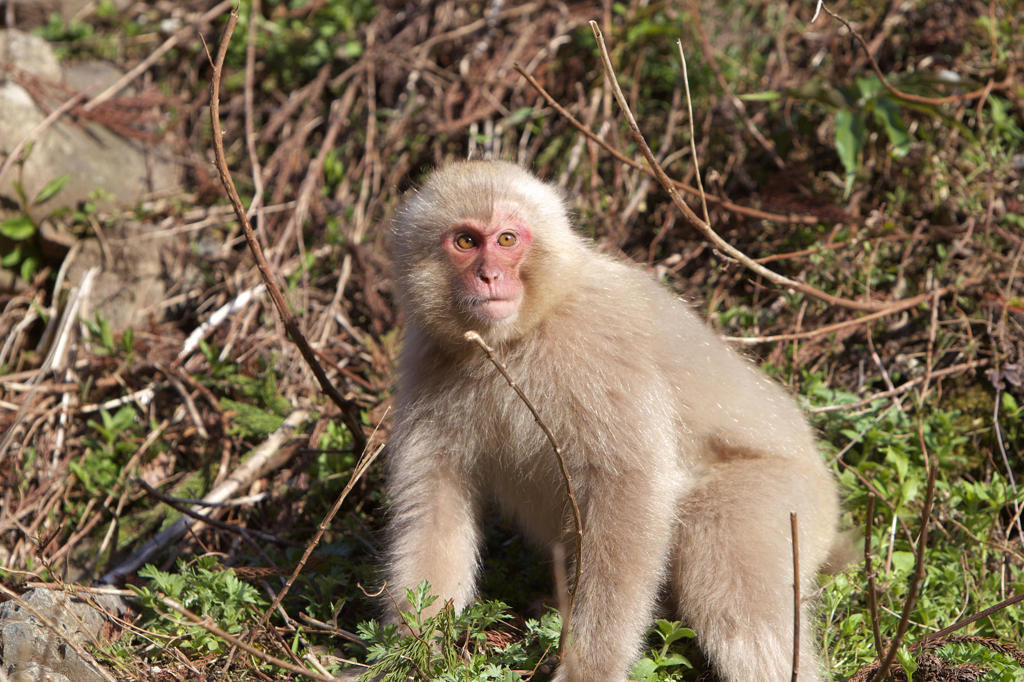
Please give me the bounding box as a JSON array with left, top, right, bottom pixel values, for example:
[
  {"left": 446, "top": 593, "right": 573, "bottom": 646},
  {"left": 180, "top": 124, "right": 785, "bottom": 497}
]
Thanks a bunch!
[
  {"left": 629, "top": 658, "right": 658, "bottom": 680},
  {"left": 896, "top": 647, "right": 919, "bottom": 678},
  {"left": 781, "top": 81, "right": 846, "bottom": 109},
  {"left": 659, "top": 652, "right": 692, "bottom": 667},
  {"left": 220, "top": 398, "right": 285, "bottom": 438},
  {"left": 654, "top": 619, "right": 696, "bottom": 646},
  {"left": 98, "top": 315, "right": 114, "bottom": 352},
  {"left": 0, "top": 215, "right": 37, "bottom": 241},
  {"left": 32, "top": 174, "right": 70, "bottom": 205},
  {"left": 121, "top": 327, "right": 134, "bottom": 354},
  {"left": 856, "top": 75, "right": 883, "bottom": 100},
  {"left": 504, "top": 107, "right": 536, "bottom": 126},
  {"left": 891, "top": 550, "right": 916, "bottom": 573},
  {"left": 342, "top": 39, "right": 362, "bottom": 58},
  {"left": 872, "top": 98, "right": 911, "bottom": 157},
  {"left": 12, "top": 179, "right": 27, "bottom": 206},
  {"left": 2, "top": 245, "right": 22, "bottom": 267},
  {"left": 834, "top": 108, "right": 865, "bottom": 198},
  {"left": 19, "top": 255, "right": 39, "bottom": 282},
  {"left": 740, "top": 90, "right": 781, "bottom": 102},
  {"left": 884, "top": 446, "right": 909, "bottom": 482}
]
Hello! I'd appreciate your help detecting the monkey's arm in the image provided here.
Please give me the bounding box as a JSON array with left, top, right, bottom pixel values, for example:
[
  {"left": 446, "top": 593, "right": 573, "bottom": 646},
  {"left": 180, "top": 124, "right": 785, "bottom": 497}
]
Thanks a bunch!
[
  {"left": 384, "top": 436, "right": 482, "bottom": 623},
  {"left": 557, "top": 431, "right": 684, "bottom": 682}
]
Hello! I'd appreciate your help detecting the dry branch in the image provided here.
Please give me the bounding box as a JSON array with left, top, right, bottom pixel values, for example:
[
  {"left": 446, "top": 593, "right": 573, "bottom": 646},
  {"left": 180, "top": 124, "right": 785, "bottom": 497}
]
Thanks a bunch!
[
  {"left": 100, "top": 410, "right": 310, "bottom": 585},
  {"left": 464, "top": 330, "right": 583, "bottom": 661},
  {"left": 206, "top": 8, "right": 367, "bottom": 452},
  {"left": 818, "top": 3, "right": 1014, "bottom": 106},
  {"left": 790, "top": 511, "right": 801, "bottom": 681},
  {"left": 588, "top": 21, "right": 907, "bottom": 314}
]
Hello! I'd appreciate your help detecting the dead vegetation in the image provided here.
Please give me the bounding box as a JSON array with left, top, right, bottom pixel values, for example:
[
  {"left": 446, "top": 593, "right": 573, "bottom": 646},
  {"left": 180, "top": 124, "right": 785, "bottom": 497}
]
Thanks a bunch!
[{"left": 0, "top": 1, "right": 1022, "bottom": 680}]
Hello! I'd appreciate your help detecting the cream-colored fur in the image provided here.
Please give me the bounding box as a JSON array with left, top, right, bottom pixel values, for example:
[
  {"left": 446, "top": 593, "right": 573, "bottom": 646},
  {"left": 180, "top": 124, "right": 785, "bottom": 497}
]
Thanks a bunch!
[{"left": 385, "top": 161, "right": 840, "bottom": 682}]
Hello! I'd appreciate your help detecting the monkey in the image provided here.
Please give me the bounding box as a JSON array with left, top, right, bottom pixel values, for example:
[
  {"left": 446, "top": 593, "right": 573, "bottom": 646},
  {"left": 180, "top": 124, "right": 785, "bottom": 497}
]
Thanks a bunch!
[{"left": 384, "top": 160, "right": 841, "bottom": 682}]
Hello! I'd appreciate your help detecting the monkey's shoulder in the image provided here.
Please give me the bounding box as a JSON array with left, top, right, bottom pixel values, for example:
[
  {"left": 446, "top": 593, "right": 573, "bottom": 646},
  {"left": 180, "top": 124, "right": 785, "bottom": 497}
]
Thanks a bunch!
[{"left": 554, "top": 255, "right": 711, "bottom": 348}]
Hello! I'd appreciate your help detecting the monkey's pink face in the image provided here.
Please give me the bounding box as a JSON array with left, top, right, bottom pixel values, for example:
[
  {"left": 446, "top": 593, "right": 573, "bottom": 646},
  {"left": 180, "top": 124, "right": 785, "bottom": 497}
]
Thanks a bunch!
[{"left": 442, "top": 204, "right": 532, "bottom": 322}]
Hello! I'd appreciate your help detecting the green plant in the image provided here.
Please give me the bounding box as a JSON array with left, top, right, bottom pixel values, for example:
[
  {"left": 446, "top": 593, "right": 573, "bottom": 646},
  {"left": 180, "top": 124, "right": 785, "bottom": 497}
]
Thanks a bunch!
[
  {"left": 746, "top": 75, "right": 920, "bottom": 197},
  {"left": 69, "top": 405, "right": 140, "bottom": 496},
  {"left": 629, "top": 619, "right": 697, "bottom": 681},
  {"left": 356, "top": 581, "right": 553, "bottom": 681},
  {"left": 227, "top": 0, "right": 378, "bottom": 90},
  {"left": 131, "top": 556, "right": 267, "bottom": 655},
  {"left": 219, "top": 365, "right": 291, "bottom": 439},
  {"left": 1, "top": 170, "right": 69, "bottom": 282},
  {"left": 35, "top": 8, "right": 147, "bottom": 59},
  {"left": 800, "top": 368, "right": 1024, "bottom": 679},
  {"left": 83, "top": 313, "right": 134, "bottom": 360}
]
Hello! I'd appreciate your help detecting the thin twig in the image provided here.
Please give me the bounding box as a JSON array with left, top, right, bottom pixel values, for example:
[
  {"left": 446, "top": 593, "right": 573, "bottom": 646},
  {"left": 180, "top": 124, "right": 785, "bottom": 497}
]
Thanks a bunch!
[
  {"left": 790, "top": 511, "right": 801, "bottom": 682},
  {"left": 242, "top": 0, "right": 265, "bottom": 228},
  {"left": 513, "top": 64, "right": 822, "bottom": 225},
  {"left": 206, "top": 8, "right": 366, "bottom": 452},
  {"left": 819, "top": 3, "right": 1012, "bottom": 106},
  {"left": 725, "top": 282, "right": 953, "bottom": 345},
  {"left": 676, "top": 41, "right": 710, "bottom": 228},
  {"left": 807, "top": 359, "right": 987, "bottom": 414},
  {"left": 135, "top": 478, "right": 282, "bottom": 545},
  {"left": 864, "top": 494, "right": 885, "bottom": 659},
  {"left": 913, "top": 591, "right": 1024, "bottom": 648},
  {"left": 258, "top": 437, "right": 385, "bottom": 630},
  {"left": 464, "top": 330, "right": 583, "bottom": 660},
  {"left": 588, "top": 21, "right": 891, "bottom": 313},
  {"left": 867, "top": 430, "right": 939, "bottom": 682},
  {"left": 160, "top": 595, "right": 335, "bottom": 682}
]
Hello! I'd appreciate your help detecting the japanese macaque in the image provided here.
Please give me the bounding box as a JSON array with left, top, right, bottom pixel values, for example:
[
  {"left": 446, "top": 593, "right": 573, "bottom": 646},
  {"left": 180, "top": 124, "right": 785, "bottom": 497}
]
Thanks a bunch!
[{"left": 385, "top": 160, "right": 841, "bottom": 682}]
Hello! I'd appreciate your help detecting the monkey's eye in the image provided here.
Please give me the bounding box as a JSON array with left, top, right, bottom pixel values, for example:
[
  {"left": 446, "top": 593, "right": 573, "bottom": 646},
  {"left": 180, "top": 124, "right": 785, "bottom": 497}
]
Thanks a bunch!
[
  {"left": 454, "top": 234, "right": 476, "bottom": 250},
  {"left": 496, "top": 232, "right": 518, "bottom": 247}
]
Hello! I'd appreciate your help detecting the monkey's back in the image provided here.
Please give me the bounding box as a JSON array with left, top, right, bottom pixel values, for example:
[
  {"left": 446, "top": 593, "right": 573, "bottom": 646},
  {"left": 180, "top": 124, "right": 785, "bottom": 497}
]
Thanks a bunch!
[{"left": 541, "top": 251, "right": 822, "bottom": 464}]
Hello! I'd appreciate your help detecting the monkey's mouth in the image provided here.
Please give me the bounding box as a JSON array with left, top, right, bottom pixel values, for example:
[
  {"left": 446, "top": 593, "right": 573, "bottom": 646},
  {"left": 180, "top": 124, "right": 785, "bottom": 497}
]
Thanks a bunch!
[{"left": 471, "top": 297, "right": 520, "bottom": 321}]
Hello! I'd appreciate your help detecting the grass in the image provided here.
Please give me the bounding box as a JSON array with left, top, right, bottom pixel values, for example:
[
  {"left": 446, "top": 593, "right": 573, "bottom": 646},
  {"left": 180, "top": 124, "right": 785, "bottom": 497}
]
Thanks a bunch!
[{"left": 0, "top": 0, "right": 1021, "bottom": 680}]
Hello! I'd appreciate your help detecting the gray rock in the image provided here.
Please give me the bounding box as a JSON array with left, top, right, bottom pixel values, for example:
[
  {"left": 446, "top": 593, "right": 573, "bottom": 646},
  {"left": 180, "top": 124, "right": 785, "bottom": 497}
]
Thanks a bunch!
[
  {"left": 0, "top": 30, "right": 61, "bottom": 80},
  {"left": 6, "top": 662, "right": 72, "bottom": 682},
  {"left": 0, "top": 28, "right": 180, "bottom": 212},
  {"left": 0, "top": 588, "right": 127, "bottom": 682},
  {"left": 65, "top": 227, "right": 185, "bottom": 332},
  {"left": 62, "top": 60, "right": 124, "bottom": 93}
]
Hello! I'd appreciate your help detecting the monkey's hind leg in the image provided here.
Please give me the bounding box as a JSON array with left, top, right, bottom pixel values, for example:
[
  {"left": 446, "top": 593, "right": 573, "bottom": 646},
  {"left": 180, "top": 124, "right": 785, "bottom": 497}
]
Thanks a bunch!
[{"left": 670, "top": 459, "right": 838, "bottom": 682}]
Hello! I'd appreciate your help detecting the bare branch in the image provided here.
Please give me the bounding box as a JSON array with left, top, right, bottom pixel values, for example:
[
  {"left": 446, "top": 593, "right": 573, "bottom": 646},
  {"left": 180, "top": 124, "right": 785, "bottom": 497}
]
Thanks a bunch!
[
  {"left": 464, "top": 330, "right": 583, "bottom": 659},
  {"left": 589, "top": 21, "right": 894, "bottom": 313},
  {"left": 790, "top": 512, "right": 801, "bottom": 681},
  {"left": 206, "top": 8, "right": 367, "bottom": 452}
]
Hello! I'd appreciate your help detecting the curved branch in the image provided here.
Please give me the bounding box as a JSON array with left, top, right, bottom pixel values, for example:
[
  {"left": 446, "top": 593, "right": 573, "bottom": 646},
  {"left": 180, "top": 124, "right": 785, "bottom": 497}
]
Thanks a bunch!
[
  {"left": 207, "top": 9, "right": 367, "bottom": 452},
  {"left": 589, "top": 21, "right": 892, "bottom": 313}
]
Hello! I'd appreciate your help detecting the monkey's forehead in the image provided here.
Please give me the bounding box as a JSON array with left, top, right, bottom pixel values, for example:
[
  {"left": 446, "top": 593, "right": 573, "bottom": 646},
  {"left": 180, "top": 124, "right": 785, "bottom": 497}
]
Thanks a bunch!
[{"left": 416, "top": 164, "right": 565, "bottom": 219}]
